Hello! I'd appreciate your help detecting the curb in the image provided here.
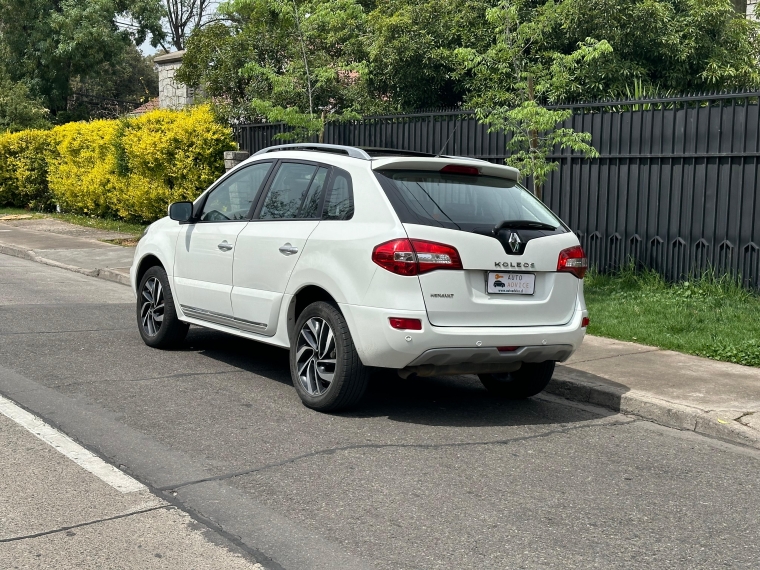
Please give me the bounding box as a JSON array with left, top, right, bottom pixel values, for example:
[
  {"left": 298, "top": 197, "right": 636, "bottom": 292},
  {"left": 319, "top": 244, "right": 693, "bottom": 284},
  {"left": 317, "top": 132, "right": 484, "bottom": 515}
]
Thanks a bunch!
[
  {"left": 2, "top": 243, "right": 758, "bottom": 450},
  {"left": 0, "top": 243, "right": 131, "bottom": 287},
  {"left": 549, "top": 367, "right": 760, "bottom": 450}
]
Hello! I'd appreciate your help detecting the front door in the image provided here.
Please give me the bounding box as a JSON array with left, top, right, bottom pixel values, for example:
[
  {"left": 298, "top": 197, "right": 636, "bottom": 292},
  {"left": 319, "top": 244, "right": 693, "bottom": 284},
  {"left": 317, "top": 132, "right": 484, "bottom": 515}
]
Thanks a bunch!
[
  {"left": 174, "top": 162, "right": 273, "bottom": 318},
  {"left": 231, "top": 162, "right": 330, "bottom": 335}
]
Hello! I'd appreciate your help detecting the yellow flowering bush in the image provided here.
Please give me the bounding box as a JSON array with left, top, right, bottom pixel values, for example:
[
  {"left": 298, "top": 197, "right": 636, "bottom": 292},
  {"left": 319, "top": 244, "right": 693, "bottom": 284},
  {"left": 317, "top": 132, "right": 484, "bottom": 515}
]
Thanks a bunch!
[
  {"left": 0, "top": 105, "right": 235, "bottom": 222},
  {"left": 113, "top": 106, "right": 236, "bottom": 221},
  {"left": 48, "top": 119, "right": 121, "bottom": 217},
  {"left": 0, "top": 129, "right": 55, "bottom": 209}
]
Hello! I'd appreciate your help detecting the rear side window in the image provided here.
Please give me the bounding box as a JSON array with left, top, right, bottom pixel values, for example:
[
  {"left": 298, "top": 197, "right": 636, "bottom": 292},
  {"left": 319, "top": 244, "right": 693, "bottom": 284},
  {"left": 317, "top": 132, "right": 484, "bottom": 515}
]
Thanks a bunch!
[
  {"left": 322, "top": 170, "right": 353, "bottom": 220},
  {"left": 258, "top": 163, "right": 328, "bottom": 220},
  {"left": 374, "top": 170, "right": 563, "bottom": 231}
]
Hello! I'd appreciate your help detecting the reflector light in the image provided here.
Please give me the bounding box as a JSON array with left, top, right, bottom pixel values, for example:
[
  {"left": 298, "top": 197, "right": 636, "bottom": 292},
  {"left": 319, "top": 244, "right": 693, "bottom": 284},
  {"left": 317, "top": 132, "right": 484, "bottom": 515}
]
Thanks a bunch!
[
  {"left": 389, "top": 317, "right": 423, "bottom": 330},
  {"left": 557, "top": 246, "right": 588, "bottom": 279},
  {"left": 440, "top": 164, "right": 480, "bottom": 176},
  {"left": 372, "top": 239, "right": 463, "bottom": 275},
  {"left": 582, "top": 316, "right": 590, "bottom": 328},
  {"left": 497, "top": 346, "right": 519, "bottom": 352}
]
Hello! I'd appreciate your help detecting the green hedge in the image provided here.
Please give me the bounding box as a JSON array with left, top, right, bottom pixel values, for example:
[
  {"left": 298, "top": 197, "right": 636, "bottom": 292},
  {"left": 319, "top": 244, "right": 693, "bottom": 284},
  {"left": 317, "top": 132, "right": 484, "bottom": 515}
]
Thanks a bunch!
[{"left": 0, "top": 105, "right": 236, "bottom": 222}]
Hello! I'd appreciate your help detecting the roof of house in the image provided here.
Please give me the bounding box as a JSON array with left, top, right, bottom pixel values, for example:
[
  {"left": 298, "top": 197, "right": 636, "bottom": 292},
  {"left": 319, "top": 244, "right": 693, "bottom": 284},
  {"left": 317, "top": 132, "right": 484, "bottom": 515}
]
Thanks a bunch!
[{"left": 130, "top": 98, "right": 160, "bottom": 115}]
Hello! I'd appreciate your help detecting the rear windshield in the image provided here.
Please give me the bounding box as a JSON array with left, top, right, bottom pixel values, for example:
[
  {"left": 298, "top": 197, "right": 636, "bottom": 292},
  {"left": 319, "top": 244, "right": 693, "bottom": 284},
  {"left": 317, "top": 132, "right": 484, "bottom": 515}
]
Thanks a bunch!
[{"left": 374, "top": 170, "right": 564, "bottom": 232}]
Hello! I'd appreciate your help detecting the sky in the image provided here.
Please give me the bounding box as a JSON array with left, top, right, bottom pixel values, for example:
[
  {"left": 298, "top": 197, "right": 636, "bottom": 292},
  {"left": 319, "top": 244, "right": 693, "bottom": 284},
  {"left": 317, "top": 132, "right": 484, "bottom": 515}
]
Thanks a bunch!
[{"left": 133, "top": 1, "right": 224, "bottom": 56}]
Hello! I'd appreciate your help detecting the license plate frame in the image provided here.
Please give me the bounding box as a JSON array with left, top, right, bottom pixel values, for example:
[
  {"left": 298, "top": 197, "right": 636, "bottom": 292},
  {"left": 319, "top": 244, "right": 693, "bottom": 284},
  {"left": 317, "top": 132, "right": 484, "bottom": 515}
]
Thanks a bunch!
[{"left": 486, "top": 272, "right": 536, "bottom": 295}]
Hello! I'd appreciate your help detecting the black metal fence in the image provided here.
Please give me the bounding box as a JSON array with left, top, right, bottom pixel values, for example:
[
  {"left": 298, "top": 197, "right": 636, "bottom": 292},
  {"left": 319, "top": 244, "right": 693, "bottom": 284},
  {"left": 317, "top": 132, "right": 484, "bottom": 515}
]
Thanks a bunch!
[
  {"left": 234, "top": 91, "right": 760, "bottom": 288},
  {"left": 68, "top": 92, "right": 142, "bottom": 119}
]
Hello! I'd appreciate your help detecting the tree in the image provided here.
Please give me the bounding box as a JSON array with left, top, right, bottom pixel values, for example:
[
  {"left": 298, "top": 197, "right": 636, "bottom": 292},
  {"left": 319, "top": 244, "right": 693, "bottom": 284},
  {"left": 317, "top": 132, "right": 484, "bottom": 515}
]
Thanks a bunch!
[
  {"left": 71, "top": 43, "right": 159, "bottom": 103},
  {"left": 177, "top": 0, "right": 380, "bottom": 138},
  {"left": 365, "top": 0, "right": 496, "bottom": 110},
  {"left": 158, "top": 0, "right": 215, "bottom": 51},
  {"left": 456, "top": 0, "right": 605, "bottom": 199},
  {"left": 0, "top": 77, "right": 51, "bottom": 132},
  {"left": 533, "top": 0, "right": 760, "bottom": 100},
  {"left": 0, "top": 0, "right": 164, "bottom": 115}
]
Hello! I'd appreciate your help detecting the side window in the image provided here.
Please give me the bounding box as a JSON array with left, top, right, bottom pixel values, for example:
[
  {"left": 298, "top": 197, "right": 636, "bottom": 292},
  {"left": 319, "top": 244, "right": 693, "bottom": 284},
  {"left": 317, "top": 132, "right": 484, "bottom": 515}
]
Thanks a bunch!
[
  {"left": 322, "top": 169, "right": 353, "bottom": 220},
  {"left": 200, "top": 162, "right": 271, "bottom": 222},
  {"left": 258, "top": 163, "right": 330, "bottom": 220},
  {"left": 299, "top": 167, "right": 329, "bottom": 218}
]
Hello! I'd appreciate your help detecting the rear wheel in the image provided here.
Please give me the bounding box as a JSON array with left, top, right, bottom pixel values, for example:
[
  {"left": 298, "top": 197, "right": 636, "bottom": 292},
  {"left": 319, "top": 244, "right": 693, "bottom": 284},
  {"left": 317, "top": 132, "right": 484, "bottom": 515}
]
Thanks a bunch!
[
  {"left": 290, "top": 301, "right": 368, "bottom": 412},
  {"left": 137, "top": 266, "right": 189, "bottom": 348},
  {"left": 478, "top": 361, "right": 555, "bottom": 399}
]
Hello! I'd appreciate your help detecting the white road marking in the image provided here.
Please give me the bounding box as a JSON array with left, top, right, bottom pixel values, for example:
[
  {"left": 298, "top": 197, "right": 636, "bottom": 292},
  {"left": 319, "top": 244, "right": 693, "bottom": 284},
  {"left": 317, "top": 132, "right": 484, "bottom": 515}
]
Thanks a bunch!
[{"left": 0, "top": 394, "right": 145, "bottom": 493}]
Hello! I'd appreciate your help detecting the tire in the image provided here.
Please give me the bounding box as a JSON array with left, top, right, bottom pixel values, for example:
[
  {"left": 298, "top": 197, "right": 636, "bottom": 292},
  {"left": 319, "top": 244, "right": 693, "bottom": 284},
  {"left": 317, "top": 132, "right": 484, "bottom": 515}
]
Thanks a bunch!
[
  {"left": 478, "top": 361, "right": 556, "bottom": 399},
  {"left": 136, "top": 266, "right": 189, "bottom": 349},
  {"left": 290, "top": 301, "right": 369, "bottom": 412}
]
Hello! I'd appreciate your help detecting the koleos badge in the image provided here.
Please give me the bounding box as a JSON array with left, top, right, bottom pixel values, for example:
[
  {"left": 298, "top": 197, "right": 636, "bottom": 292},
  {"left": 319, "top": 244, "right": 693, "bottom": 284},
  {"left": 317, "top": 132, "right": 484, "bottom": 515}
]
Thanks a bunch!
[{"left": 508, "top": 232, "right": 522, "bottom": 253}]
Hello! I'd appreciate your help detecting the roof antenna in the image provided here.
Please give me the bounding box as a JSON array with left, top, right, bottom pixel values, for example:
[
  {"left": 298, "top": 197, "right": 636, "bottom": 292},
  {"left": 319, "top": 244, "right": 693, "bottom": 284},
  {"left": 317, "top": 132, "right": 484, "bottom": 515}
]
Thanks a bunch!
[{"left": 435, "top": 121, "right": 460, "bottom": 157}]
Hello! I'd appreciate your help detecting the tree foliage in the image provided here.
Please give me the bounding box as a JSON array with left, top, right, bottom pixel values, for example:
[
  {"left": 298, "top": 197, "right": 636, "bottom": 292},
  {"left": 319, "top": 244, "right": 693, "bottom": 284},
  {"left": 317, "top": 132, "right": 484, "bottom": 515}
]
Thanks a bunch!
[
  {"left": 455, "top": 0, "right": 607, "bottom": 197},
  {"left": 365, "top": 0, "right": 496, "bottom": 110},
  {"left": 0, "top": 77, "right": 51, "bottom": 133},
  {"left": 179, "top": 0, "right": 760, "bottom": 117},
  {"left": 177, "top": 0, "right": 379, "bottom": 139},
  {"left": 0, "top": 0, "right": 163, "bottom": 114}
]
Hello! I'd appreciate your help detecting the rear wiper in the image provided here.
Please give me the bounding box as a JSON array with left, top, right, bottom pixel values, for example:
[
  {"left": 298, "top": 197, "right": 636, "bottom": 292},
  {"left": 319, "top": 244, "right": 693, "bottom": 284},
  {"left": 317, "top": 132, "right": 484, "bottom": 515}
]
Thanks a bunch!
[{"left": 492, "top": 220, "right": 556, "bottom": 234}]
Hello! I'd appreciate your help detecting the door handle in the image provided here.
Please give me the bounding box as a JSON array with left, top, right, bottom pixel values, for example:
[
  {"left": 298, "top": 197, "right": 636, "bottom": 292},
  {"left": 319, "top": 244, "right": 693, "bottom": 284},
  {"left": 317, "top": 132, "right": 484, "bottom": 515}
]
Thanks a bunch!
[
  {"left": 218, "top": 241, "right": 233, "bottom": 251},
  {"left": 279, "top": 243, "right": 299, "bottom": 255}
]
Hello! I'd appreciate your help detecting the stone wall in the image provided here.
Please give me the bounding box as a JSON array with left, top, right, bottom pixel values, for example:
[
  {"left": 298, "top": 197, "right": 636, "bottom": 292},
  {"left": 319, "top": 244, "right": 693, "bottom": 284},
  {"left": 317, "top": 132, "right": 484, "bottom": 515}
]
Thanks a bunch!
[{"left": 748, "top": 0, "right": 758, "bottom": 18}]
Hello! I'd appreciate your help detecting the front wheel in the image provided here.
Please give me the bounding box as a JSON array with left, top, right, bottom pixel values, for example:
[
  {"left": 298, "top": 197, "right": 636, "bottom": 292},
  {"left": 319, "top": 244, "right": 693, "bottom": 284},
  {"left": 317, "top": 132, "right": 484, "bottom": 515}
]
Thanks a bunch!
[
  {"left": 137, "top": 266, "right": 189, "bottom": 349},
  {"left": 290, "top": 301, "right": 369, "bottom": 412},
  {"left": 478, "top": 361, "right": 555, "bottom": 399}
]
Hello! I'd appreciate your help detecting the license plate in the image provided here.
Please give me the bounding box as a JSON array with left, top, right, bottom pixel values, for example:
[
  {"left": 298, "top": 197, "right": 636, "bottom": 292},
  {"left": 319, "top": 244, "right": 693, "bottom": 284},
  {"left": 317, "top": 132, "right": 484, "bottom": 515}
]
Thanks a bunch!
[{"left": 487, "top": 272, "right": 535, "bottom": 295}]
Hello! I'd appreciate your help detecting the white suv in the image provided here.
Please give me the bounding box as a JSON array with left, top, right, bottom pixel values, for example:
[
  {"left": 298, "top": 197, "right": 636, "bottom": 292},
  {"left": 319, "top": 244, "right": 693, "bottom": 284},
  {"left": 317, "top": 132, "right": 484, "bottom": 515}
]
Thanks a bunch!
[{"left": 132, "top": 144, "right": 588, "bottom": 411}]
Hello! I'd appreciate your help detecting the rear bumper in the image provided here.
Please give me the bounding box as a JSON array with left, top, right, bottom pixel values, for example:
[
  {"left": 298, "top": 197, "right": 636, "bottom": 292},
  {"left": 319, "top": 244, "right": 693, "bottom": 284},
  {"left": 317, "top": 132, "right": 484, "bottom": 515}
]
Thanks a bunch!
[{"left": 340, "top": 303, "right": 587, "bottom": 370}]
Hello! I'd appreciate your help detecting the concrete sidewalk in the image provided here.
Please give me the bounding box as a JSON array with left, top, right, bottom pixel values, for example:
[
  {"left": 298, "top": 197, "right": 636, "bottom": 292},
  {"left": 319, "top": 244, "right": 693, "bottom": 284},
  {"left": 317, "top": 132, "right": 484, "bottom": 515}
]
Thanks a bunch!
[
  {"left": 1, "top": 217, "right": 758, "bottom": 450},
  {"left": 0, "top": 220, "right": 134, "bottom": 285},
  {"left": 0, "top": 397, "right": 263, "bottom": 569}
]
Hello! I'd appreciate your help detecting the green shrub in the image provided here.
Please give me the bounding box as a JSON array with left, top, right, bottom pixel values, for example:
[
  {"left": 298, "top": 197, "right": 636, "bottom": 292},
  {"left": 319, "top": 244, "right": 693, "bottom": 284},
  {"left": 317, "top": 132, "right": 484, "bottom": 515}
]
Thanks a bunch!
[{"left": 0, "top": 129, "right": 55, "bottom": 210}]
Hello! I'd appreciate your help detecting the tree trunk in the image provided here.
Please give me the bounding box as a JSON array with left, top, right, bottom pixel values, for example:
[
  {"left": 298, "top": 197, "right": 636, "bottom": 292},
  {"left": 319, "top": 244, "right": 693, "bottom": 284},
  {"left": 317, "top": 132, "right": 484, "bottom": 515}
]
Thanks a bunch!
[
  {"left": 527, "top": 76, "right": 541, "bottom": 201},
  {"left": 319, "top": 109, "right": 326, "bottom": 143}
]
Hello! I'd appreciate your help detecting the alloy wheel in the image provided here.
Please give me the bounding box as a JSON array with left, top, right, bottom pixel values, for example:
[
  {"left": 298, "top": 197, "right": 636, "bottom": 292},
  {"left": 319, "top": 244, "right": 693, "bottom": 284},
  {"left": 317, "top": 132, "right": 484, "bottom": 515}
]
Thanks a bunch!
[
  {"left": 296, "top": 317, "right": 337, "bottom": 396},
  {"left": 140, "top": 277, "right": 165, "bottom": 336}
]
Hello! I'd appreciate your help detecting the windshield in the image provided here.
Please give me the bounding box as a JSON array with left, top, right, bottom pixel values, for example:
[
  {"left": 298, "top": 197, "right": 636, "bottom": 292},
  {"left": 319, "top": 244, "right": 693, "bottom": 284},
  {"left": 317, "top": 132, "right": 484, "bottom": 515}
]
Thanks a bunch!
[{"left": 374, "top": 170, "right": 564, "bottom": 232}]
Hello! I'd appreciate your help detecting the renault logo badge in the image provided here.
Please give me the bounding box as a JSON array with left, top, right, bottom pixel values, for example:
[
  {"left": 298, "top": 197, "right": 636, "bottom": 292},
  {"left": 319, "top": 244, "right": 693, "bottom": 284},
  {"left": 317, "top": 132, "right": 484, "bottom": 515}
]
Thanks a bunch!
[{"left": 508, "top": 232, "right": 522, "bottom": 253}]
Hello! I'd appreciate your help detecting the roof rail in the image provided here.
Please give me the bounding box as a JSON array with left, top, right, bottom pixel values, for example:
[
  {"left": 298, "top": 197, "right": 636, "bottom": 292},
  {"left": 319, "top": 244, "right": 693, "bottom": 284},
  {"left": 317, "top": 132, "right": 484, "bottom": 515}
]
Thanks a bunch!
[
  {"left": 252, "top": 143, "right": 491, "bottom": 163},
  {"left": 252, "top": 143, "right": 372, "bottom": 160}
]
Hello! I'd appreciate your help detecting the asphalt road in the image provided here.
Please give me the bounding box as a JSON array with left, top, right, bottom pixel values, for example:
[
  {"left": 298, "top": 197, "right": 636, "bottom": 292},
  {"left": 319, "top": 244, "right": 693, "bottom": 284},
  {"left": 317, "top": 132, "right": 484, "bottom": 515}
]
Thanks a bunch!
[{"left": 1, "top": 253, "right": 759, "bottom": 569}]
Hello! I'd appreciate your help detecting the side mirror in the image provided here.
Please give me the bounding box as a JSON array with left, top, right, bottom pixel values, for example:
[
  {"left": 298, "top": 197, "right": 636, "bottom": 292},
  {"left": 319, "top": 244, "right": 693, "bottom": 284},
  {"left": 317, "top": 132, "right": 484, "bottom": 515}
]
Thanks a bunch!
[{"left": 168, "top": 201, "right": 193, "bottom": 222}]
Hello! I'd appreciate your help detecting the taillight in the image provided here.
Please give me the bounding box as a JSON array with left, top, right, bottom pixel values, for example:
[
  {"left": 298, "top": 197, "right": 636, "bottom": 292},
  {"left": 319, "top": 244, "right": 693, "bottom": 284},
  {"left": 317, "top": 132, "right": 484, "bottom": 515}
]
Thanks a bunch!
[
  {"left": 557, "top": 246, "right": 588, "bottom": 279},
  {"left": 372, "top": 239, "right": 463, "bottom": 276},
  {"left": 372, "top": 239, "right": 418, "bottom": 276},
  {"left": 581, "top": 316, "right": 590, "bottom": 328}
]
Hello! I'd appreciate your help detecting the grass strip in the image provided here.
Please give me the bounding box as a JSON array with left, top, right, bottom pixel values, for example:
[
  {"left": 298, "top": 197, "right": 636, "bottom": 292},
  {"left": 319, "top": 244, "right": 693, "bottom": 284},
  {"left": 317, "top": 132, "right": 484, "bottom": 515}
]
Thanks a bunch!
[
  {"left": 0, "top": 207, "right": 147, "bottom": 237},
  {"left": 585, "top": 265, "right": 760, "bottom": 367}
]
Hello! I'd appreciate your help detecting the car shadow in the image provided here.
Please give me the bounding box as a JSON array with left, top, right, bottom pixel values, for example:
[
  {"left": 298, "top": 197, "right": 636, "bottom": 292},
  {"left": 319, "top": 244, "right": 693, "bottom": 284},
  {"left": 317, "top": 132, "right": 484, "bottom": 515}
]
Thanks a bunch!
[{"left": 183, "top": 327, "right": 619, "bottom": 428}]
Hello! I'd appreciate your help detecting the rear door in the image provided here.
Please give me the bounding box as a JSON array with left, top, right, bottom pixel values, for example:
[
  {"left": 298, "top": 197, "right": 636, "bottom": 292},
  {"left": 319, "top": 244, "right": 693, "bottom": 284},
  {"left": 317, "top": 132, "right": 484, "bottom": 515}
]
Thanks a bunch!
[
  {"left": 374, "top": 167, "right": 580, "bottom": 327},
  {"left": 231, "top": 161, "right": 332, "bottom": 335}
]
